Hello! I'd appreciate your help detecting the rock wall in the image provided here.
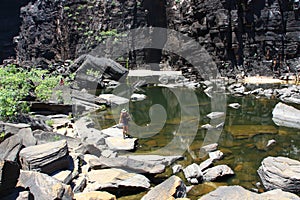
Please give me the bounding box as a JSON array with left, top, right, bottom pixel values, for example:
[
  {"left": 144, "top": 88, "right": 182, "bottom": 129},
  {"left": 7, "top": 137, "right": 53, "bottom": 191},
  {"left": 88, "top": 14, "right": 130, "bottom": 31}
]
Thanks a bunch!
[
  {"left": 11, "top": 0, "right": 300, "bottom": 76},
  {"left": 16, "top": 0, "right": 148, "bottom": 68},
  {"left": 166, "top": 0, "right": 300, "bottom": 76},
  {"left": 0, "top": 0, "right": 32, "bottom": 63}
]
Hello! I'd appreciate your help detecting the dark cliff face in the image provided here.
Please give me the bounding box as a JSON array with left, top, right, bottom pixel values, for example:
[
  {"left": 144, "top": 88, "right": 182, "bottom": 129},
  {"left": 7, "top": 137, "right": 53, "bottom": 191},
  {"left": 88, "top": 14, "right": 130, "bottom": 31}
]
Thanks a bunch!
[
  {"left": 0, "top": 0, "right": 32, "bottom": 63},
  {"left": 7, "top": 0, "right": 300, "bottom": 76}
]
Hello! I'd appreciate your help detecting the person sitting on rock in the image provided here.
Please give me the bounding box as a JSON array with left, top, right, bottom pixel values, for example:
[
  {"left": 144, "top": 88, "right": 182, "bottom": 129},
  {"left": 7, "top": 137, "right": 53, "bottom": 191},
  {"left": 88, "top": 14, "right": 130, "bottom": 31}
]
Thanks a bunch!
[{"left": 119, "top": 109, "right": 131, "bottom": 139}]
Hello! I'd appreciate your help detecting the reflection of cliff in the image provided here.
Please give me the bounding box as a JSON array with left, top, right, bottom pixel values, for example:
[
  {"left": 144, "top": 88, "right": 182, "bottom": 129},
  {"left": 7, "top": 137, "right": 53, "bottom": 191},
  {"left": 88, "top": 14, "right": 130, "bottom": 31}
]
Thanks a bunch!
[{"left": 227, "top": 96, "right": 277, "bottom": 126}]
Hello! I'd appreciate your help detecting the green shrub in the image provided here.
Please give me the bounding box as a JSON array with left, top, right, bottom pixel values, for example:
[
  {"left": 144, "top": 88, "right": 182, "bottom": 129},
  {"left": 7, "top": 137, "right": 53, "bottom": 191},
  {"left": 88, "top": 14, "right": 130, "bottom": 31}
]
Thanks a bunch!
[
  {"left": 0, "top": 65, "right": 63, "bottom": 121},
  {"left": 46, "top": 119, "right": 54, "bottom": 126}
]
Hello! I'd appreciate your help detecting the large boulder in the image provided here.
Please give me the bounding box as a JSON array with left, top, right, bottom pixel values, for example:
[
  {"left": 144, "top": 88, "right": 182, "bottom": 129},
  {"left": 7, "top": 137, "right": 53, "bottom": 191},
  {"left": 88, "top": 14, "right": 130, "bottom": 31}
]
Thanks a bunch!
[
  {"left": 0, "top": 127, "right": 37, "bottom": 162},
  {"left": 84, "top": 168, "right": 150, "bottom": 192},
  {"left": 88, "top": 156, "right": 165, "bottom": 174},
  {"left": 258, "top": 156, "right": 300, "bottom": 193},
  {"left": 18, "top": 170, "right": 73, "bottom": 200},
  {"left": 199, "top": 185, "right": 300, "bottom": 200},
  {"left": 19, "top": 140, "right": 70, "bottom": 174},
  {"left": 141, "top": 175, "right": 186, "bottom": 200},
  {"left": 0, "top": 134, "right": 23, "bottom": 162},
  {"left": 0, "top": 160, "right": 20, "bottom": 196},
  {"left": 73, "top": 55, "right": 128, "bottom": 90},
  {"left": 272, "top": 102, "right": 300, "bottom": 129}
]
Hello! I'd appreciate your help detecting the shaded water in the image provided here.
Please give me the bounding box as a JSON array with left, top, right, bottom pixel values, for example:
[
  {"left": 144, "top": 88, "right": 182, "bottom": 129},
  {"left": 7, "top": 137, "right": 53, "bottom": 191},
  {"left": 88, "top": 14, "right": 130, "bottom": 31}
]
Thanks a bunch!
[{"left": 94, "top": 86, "right": 300, "bottom": 199}]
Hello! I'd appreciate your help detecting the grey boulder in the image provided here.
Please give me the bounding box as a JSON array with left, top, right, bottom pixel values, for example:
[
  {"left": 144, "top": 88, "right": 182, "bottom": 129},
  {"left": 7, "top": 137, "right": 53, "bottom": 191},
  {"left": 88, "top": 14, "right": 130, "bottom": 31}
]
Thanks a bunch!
[
  {"left": 18, "top": 170, "right": 73, "bottom": 200},
  {"left": 258, "top": 156, "right": 300, "bottom": 193},
  {"left": 272, "top": 102, "right": 300, "bottom": 129},
  {"left": 141, "top": 175, "right": 186, "bottom": 200},
  {"left": 203, "top": 165, "right": 234, "bottom": 182},
  {"left": 19, "top": 140, "right": 70, "bottom": 174}
]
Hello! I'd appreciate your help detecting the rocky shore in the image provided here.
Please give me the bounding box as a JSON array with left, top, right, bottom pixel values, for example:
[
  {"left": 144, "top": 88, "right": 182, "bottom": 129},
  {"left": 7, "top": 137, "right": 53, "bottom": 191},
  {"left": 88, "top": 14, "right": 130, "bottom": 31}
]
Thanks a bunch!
[{"left": 1, "top": 71, "right": 300, "bottom": 199}]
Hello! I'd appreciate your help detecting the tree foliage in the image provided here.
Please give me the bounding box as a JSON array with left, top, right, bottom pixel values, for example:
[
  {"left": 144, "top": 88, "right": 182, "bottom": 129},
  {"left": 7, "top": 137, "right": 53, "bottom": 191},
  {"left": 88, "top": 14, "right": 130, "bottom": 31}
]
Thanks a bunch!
[{"left": 0, "top": 65, "right": 62, "bottom": 121}]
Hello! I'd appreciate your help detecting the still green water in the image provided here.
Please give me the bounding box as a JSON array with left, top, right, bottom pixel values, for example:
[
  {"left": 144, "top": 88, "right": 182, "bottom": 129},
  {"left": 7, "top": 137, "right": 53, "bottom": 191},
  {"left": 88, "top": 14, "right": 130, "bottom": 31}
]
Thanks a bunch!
[{"left": 94, "top": 86, "right": 300, "bottom": 199}]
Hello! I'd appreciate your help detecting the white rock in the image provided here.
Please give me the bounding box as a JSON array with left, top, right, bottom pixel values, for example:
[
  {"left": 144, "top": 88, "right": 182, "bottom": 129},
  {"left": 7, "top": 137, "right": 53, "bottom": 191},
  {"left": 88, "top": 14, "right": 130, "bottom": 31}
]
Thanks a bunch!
[
  {"left": 131, "top": 93, "right": 147, "bottom": 102},
  {"left": 228, "top": 103, "right": 241, "bottom": 109},
  {"left": 206, "top": 112, "right": 225, "bottom": 119},
  {"left": 209, "top": 150, "right": 224, "bottom": 161}
]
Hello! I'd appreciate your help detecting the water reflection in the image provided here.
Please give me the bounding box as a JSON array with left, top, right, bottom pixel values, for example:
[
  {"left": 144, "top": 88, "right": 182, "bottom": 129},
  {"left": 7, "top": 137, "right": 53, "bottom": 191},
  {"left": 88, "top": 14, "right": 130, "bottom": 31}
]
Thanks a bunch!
[{"left": 95, "top": 86, "right": 300, "bottom": 198}]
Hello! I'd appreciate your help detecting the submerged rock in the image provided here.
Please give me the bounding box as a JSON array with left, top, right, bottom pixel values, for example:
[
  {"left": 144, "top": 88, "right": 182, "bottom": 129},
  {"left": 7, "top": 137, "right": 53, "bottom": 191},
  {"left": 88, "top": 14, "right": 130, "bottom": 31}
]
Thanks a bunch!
[
  {"left": 272, "top": 102, "right": 300, "bottom": 129},
  {"left": 199, "top": 185, "right": 300, "bottom": 200},
  {"left": 119, "top": 155, "right": 183, "bottom": 166},
  {"left": 141, "top": 175, "right": 186, "bottom": 200},
  {"left": 258, "top": 156, "right": 300, "bottom": 193},
  {"left": 228, "top": 103, "right": 241, "bottom": 109},
  {"left": 206, "top": 112, "right": 225, "bottom": 119}
]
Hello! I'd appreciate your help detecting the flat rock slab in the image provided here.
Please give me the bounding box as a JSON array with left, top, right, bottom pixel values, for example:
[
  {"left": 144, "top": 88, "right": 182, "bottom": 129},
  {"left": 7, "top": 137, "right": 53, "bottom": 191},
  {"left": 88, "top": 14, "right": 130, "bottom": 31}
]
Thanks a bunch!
[
  {"left": 33, "top": 130, "right": 81, "bottom": 152},
  {"left": 119, "top": 155, "right": 183, "bottom": 166},
  {"left": 84, "top": 168, "right": 150, "bottom": 192},
  {"left": 74, "top": 191, "right": 116, "bottom": 200},
  {"left": 199, "top": 185, "right": 300, "bottom": 200},
  {"left": 128, "top": 70, "right": 182, "bottom": 77},
  {"left": 0, "top": 122, "right": 30, "bottom": 135},
  {"left": 19, "top": 140, "right": 69, "bottom": 173},
  {"left": 272, "top": 102, "right": 300, "bottom": 129},
  {"left": 89, "top": 156, "right": 165, "bottom": 174},
  {"left": 18, "top": 170, "right": 73, "bottom": 200},
  {"left": 101, "top": 127, "right": 123, "bottom": 138},
  {"left": 105, "top": 137, "right": 137, "bottom": 151},
  {"left": 141, "top": 175, "right": 186, "bottom": 200},
  {"left": 96, "top": 94, "right": 129, "bottom": 106},
  {"left": 258, "top": 156, "right": 300, "bottom": 193},
  {"left": 225, "top": 125, "right": 277, "bottom": 139},
  {"left": 203, "top": 165, "right": 234, "bottom": 182}
]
